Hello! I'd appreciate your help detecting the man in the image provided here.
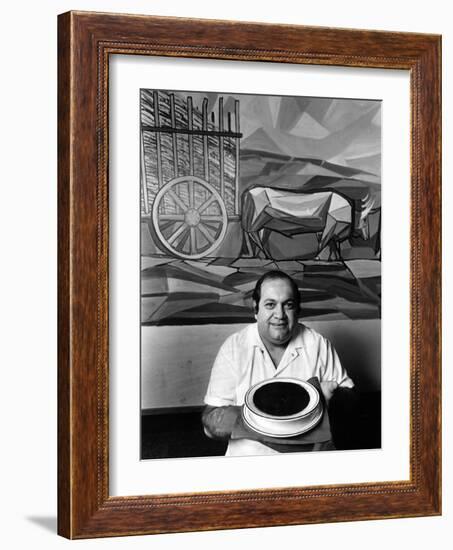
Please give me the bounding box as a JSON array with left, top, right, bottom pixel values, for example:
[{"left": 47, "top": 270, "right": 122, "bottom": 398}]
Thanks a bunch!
[{"left": 202, "top": 270, "right": 354, "bottom": 456}]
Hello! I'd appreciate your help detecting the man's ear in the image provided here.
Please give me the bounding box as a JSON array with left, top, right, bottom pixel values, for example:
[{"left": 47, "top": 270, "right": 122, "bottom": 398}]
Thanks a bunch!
[{"left": 253, "top": 301, "right": 258, "bottom": 319}]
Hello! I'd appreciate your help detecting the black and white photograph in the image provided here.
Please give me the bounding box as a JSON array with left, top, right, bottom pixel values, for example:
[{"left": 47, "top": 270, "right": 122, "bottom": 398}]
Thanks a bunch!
[{"left": 140, "top": 89, "right": 382, "bottom": 459}]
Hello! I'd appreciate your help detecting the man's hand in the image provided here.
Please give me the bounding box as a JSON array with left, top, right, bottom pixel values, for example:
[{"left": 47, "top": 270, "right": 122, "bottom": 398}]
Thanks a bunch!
[
  {"left": 202, "top": 405, "right": 241, "bottom": 440},
  {"left": 320, "top": 381, "right": 338, "bottom": 404}
]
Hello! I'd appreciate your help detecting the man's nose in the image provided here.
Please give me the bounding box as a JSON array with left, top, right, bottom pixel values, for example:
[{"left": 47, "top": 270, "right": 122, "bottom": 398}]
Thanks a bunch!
[{"left": 274, "top": 304, "right": 286, "bottom": 318}]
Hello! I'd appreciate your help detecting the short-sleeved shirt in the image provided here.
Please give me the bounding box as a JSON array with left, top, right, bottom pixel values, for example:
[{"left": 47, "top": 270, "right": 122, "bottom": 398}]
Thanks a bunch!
[{"left": 204, "top": 323, "right": 354, "bottom": 456}]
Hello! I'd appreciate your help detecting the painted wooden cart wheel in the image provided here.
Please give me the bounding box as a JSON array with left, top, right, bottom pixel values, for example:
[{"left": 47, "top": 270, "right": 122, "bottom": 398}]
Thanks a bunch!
[{"left": 151, "top": 176, "right": 228, "bottom": 259}]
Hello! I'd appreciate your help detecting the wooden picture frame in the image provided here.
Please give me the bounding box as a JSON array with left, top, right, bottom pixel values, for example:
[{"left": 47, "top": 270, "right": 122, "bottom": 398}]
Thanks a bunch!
[{"left": 58, "top": 11, "right": 441, "bottom": 539}]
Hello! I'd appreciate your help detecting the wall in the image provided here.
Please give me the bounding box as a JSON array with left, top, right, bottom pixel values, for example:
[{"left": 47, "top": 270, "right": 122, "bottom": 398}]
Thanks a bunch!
[{"left": 1, "top": 1, "right": 450, "bottom": 549}]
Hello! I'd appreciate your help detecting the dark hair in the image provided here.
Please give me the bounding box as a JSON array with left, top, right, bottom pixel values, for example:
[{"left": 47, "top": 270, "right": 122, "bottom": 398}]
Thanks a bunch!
[{"left": 252, "top": 270, "right": 301, "bottom": 314}]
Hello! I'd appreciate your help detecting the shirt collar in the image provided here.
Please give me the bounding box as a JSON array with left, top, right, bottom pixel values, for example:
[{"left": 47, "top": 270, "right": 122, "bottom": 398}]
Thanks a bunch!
[{"left": 249, "top": 322, "right": 305, "bottom": 354}]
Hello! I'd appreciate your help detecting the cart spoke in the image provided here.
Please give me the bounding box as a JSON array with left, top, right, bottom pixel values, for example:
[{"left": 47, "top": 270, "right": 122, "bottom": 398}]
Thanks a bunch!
[
  {"left": 159, "top": 220, "right": 180, "bottom": 232},
  {"left": 198, "top": 195, "right": 216, "bottom": 214},
  {"left": 201, "top": 220, "right": 220, "bottom": 232},
  {"left": 199, "top": 215, "right": 224, "bottom": 222},
  {"left": 176, "top": 226, "right": 191, "bottom": 252},
  {"left": 197, "top": 222, "right": 215, "bottom": 244},
  {"left": 188, "top": 179, "right": 195, "bottom": 208},
  {"left": 159, "top": 214, "right": 186, "bottom": 223},
  {"left": 190, "top": 227, "right": 197, "bottom": 254},
  {"left": 168, "top": 189, "right": 189, "bottom": 212},
  {"left": 167, "top": 222, "right": 188, "bottom": 245}
]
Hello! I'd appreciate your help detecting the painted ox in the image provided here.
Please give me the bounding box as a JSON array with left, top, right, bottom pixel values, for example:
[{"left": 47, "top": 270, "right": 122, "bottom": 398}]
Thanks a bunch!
[{"left": 241, "top": 187, "right": 354, "bottom": 260}]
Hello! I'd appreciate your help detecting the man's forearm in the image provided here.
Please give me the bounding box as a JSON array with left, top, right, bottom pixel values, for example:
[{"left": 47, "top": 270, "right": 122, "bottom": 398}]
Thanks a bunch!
[{"left": 202, "top": 405, "right": 241, "bottom": 440}]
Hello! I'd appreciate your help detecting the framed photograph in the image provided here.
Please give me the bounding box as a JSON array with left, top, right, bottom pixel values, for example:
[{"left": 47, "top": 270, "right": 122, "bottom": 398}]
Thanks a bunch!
[{"left": 58, "top": 11, "right": 441, "bottom": 538}]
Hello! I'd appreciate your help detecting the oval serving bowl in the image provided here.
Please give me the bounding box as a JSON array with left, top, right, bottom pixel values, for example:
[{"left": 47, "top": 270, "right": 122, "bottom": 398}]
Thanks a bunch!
[{"left": 242, "top": 377, "right": 323, "bottom": 438}]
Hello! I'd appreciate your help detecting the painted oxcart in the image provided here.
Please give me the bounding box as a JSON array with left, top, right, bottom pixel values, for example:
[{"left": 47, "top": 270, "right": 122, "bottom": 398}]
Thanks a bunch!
[{"left": 141, "top": 91, "right": 242, "bottom": 259}]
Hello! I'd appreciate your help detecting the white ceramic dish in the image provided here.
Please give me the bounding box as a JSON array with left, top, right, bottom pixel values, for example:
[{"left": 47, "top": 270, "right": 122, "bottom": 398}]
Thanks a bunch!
[{"left": 242, "top": 377, "right": 323, "bottom": 437}]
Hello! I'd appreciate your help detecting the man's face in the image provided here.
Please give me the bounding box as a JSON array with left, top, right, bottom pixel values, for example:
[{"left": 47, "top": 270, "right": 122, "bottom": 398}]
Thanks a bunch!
[{"left": 255, "top": 278, "right": 298, "bottom": 348}]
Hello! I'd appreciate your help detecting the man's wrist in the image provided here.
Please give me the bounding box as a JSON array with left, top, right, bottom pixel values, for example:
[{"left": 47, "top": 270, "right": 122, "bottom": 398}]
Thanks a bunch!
[{"left": 202, "top": 405, "right": 241, "bottom": 440}]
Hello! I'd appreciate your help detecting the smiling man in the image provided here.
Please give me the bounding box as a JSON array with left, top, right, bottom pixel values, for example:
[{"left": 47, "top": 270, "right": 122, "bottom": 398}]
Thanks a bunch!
[{"left": 202, "top": 270, "right": 355, "bottom": 456}]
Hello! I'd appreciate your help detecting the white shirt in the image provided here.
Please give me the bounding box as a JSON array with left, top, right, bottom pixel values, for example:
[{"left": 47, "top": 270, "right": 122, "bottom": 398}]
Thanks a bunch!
[{"left": 204, "top": 323, "right": 354, "bottom": 456}]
